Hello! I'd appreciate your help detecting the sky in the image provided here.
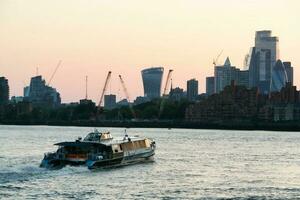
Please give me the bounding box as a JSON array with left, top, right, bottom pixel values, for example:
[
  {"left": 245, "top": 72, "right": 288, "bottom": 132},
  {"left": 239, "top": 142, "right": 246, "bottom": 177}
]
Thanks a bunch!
[{"left": 1, "top": 0, "right": 299, "bottom": 103}]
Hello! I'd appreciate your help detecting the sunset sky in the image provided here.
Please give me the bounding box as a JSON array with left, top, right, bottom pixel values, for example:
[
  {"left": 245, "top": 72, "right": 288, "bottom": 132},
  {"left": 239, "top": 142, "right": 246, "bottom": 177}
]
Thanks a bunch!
[{"left": 1, "top": 0, "right": 299, "bottom": 103}]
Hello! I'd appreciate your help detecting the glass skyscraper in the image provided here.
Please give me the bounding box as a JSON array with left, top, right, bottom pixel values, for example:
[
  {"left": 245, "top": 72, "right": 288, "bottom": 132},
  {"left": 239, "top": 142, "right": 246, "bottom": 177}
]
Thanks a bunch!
[
  {"left": 248, "top": 30, "right": 279, "bottom": 94},
  {"left": 283, "top": 62, "right": 293, "bottom": 85},
  {"left": 271, "top": 60, "right": 288, "bottom": 92},
  {"left": 141, "top": 67, "right": 164, "bottom": 99},
  {"left": 255, "top": 31, "right": 279, "bottom": 79},
  {"left": 214, "top": 57, "right": 249, "bottom": 94}
]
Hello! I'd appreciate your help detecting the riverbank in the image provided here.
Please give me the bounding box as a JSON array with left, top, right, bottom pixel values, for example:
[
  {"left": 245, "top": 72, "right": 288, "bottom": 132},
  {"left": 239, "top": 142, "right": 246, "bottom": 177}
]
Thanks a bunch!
[{"left": 1, "top": 120, "right": 300, "bottom": 131}]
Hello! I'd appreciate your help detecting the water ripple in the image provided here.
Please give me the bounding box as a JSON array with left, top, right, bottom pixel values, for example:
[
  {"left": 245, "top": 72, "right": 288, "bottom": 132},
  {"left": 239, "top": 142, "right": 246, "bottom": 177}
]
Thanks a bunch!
[{"left": 0, "top": 126, "right": 300, "bottom": 199}]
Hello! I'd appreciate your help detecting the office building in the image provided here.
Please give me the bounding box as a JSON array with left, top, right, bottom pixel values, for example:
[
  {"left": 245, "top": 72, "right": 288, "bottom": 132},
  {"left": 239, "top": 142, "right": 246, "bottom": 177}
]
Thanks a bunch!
[
  {"left": 248, "top": 47, "right": 259, "bottom": 87},
  {"left": 187, "top": 79, "right": 198, "bottom": 101},
  {"left": 271, "top": 60, "right": 288, "bottom": 92},
  {"left": 104, "top": 94, "right": 117, "bottom": 109},
  {"left": 206, "top": 77, "right": 215, "bottom": 96},
  {"left": 27, "top": 76, "right": 61, "bottom": 107},
  {"left": 283, "top": 61, "right": 293, "bottom": 85},
  {"left": 24, "top": 86, "right": 30, "bottom": 97},
  {"left": 214, "top": 57, "right": 249, "bottom": 93},
  {"left": 0, "top": 77, "right": 9, "bottom": 104},
  {"left": 215, "top": 57, "right": 236, "bottom": 93},
  {"left": 237, "top": 70, "right": 249, "bottom": 88},
  {"left": 248, "top": 30, "right": 279, "bottom": 93},
  {"left": 141, "top": 67, "right": 164, "bottom": 99}
]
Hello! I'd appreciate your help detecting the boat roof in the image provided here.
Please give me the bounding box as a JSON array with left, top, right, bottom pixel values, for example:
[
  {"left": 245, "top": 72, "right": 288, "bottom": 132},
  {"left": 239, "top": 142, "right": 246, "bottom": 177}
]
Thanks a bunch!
[
  {"left": 54, "top": 141, "right": 107, "bottom": 147},
  {"left": 100, "top": 136, "right": 147, "bottom": 146},
  {"left": 54, "top": 129, "right": 151, "bottom": 147},
  {"left": 55, "top": 136, "right": 148, "bottom": 147}
]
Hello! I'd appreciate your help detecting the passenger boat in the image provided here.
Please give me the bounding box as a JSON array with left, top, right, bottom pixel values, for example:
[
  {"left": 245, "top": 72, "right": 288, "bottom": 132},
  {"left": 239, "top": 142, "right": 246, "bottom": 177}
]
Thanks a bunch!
[{"left": 40, "top": 130, "right": 156, "bottom": 169}]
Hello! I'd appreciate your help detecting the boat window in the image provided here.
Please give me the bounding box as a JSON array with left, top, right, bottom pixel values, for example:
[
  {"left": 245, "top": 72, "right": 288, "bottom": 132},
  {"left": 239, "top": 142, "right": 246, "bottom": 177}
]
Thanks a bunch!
[
  {"left": 83, "top": 132, "right": 101, "bottom": 141},
  {"left": 115, "top": 149, "right": 118, "bottom": 153}
]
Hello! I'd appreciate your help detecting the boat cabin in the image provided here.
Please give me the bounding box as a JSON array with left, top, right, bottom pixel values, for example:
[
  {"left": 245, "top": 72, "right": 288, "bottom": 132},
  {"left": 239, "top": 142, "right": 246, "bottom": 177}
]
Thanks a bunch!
[{"left": 83, "top": 131, "right": 113, "bottom": 142}]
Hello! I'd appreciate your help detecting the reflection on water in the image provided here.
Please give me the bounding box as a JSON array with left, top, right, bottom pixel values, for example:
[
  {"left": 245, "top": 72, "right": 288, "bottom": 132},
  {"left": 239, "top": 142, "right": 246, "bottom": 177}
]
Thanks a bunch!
[{"left": 0, "top": 125, "right": 300, "bottom": 199}]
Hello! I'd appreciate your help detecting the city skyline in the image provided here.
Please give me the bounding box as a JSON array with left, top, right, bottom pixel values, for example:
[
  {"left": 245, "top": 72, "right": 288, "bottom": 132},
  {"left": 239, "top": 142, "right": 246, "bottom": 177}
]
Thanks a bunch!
[{"left": 1, "top": 0, "right": 299, "bottom": 103}]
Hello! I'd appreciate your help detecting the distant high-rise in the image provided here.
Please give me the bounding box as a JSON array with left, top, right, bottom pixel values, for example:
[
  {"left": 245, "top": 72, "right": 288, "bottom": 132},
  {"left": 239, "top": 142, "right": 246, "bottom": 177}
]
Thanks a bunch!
[
  {"left": 237, "top": 70, "right": 249, "bottom": 88},
  {"left": 248, "top": 30, "right": 279, "bottom": 93},
  {"left": 0, "top": 77, "right": 9, "bottom": 104},
  {"left": 27, "top": 76, "right": 61, "bottom": 107},
  {"left": 206, "top": 76, "right": 215, "bottom": 96},
  {"left": 187, "top": 79, "right": 198, "bottom": 101},
  {"left": 104, "top": 94, "right": 116, "bottom": 110},
  {"left": 214, "top": 57, "right": 237, "bottom": 93},
  {"left": 248, "top": 47, "right": 259, "bottom": 88},
  {"left": 23, "top": 86, "right": 30, "bottom": 97},
  {"left": 214, "top": 57, "right": 249, "bottom": 93},
  {"left": 271, "top": 60, "right": 288, "bottom": 92},
  {"left": 141, "top": 67, "right": 164, "bottom": 99},
  {"left": 255, "top": 30, "right": 279, "bottom": 69},
  {"left": 283, "top": 61, "right": 293, "bottom": 85}
]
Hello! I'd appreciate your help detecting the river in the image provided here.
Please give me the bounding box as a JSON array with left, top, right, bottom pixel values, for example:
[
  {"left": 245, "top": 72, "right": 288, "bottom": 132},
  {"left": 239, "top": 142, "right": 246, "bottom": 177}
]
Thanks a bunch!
[{"left": 0, "top": 125, "right": 300, "bottom": 199}]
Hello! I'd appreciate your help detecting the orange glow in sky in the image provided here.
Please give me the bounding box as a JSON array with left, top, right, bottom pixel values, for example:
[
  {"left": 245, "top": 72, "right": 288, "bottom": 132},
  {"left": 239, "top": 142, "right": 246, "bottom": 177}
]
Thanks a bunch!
[{"left": 1, "top": 0, "right": 299, "bottom": 102}]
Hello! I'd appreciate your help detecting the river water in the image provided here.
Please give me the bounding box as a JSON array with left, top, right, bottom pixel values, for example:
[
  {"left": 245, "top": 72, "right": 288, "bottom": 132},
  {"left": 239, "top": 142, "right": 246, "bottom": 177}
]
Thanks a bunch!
[{"left": 0, "top": 125, "right": 300, "bottom": 199}]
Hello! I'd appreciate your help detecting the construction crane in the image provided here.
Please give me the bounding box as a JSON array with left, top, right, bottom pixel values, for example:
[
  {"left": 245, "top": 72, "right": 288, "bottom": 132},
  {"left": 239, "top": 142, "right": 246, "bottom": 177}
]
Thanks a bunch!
[
  {"left": 213, "top": 50, "right": 223, "bottom": 67},
  {"left": 97, "top": 71, "right": 112, "bottom": 109},
  {"left": 47, "top": 60, "right": 62, "bottom": 86},
  {"left": 119, "top": 75, "right": 136, "bottom": 119},
  {"left": 159, "top": 69, "right": 173, "bottom": 118}
]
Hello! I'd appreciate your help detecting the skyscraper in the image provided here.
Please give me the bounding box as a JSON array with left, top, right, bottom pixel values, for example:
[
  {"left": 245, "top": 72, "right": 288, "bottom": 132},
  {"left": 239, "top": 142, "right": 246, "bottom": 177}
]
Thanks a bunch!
[
  {"left": 271, "top": 60, "right": 288, "bottom": 92},
  {"left": 214, "top": 57, "right": 237, "bottom": 93},
  {"left": 0, "top": 77, "right": 9, "bottom": 104},
  {"left": 214, "top": 57, "right": 249, "bottom": 93},
  {"left": 283, "top": 61, "right": 293, "bottom": 85},
  {"left": 23, "top": 86, "right": 30, "bottom": 97},
  {"left": 255, "top": 30, "right": 279, "bottom": 69},
  {"left": 141, "top": 67, "right": 164, "bottom": 99},
  {"left": 237, "top": 70, "right": 249, "bottom": 88},
  {"left": 248, "top": 30, "right": 279, "bottom": 93},
  {"left": 187, "top": 79, "right": 198, "bottom": 101},
  {"left": 248, "top": 47, "right": 259, "bottom": 87},
  {"left": 206, "top": 76, "right": 215, "bottom": 96}
]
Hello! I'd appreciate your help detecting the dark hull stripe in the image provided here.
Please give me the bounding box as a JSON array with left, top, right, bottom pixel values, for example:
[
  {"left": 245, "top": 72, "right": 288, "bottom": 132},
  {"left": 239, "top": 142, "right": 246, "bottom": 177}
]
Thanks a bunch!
[{"left": 88, "top": 150, "right": 155, "bottom": 169}]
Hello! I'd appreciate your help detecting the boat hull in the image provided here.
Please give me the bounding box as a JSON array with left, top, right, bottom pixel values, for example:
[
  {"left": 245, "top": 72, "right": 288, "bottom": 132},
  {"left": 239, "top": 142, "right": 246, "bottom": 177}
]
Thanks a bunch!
[
  {"left": 87, "top": 149, "right": 155, "bottom": 169},
  {"left": 40, "top": 155, "right": 87, "bottom": 169}
]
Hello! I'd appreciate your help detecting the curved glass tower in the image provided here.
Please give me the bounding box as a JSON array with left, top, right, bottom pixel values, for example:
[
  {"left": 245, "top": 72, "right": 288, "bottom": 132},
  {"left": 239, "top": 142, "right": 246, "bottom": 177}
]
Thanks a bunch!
[
  {"left": 141, "top": 67, "right": 164, "bottom": 99},
  {"left": 271, "top": 60, "right": 288, "bottom": 92}
]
